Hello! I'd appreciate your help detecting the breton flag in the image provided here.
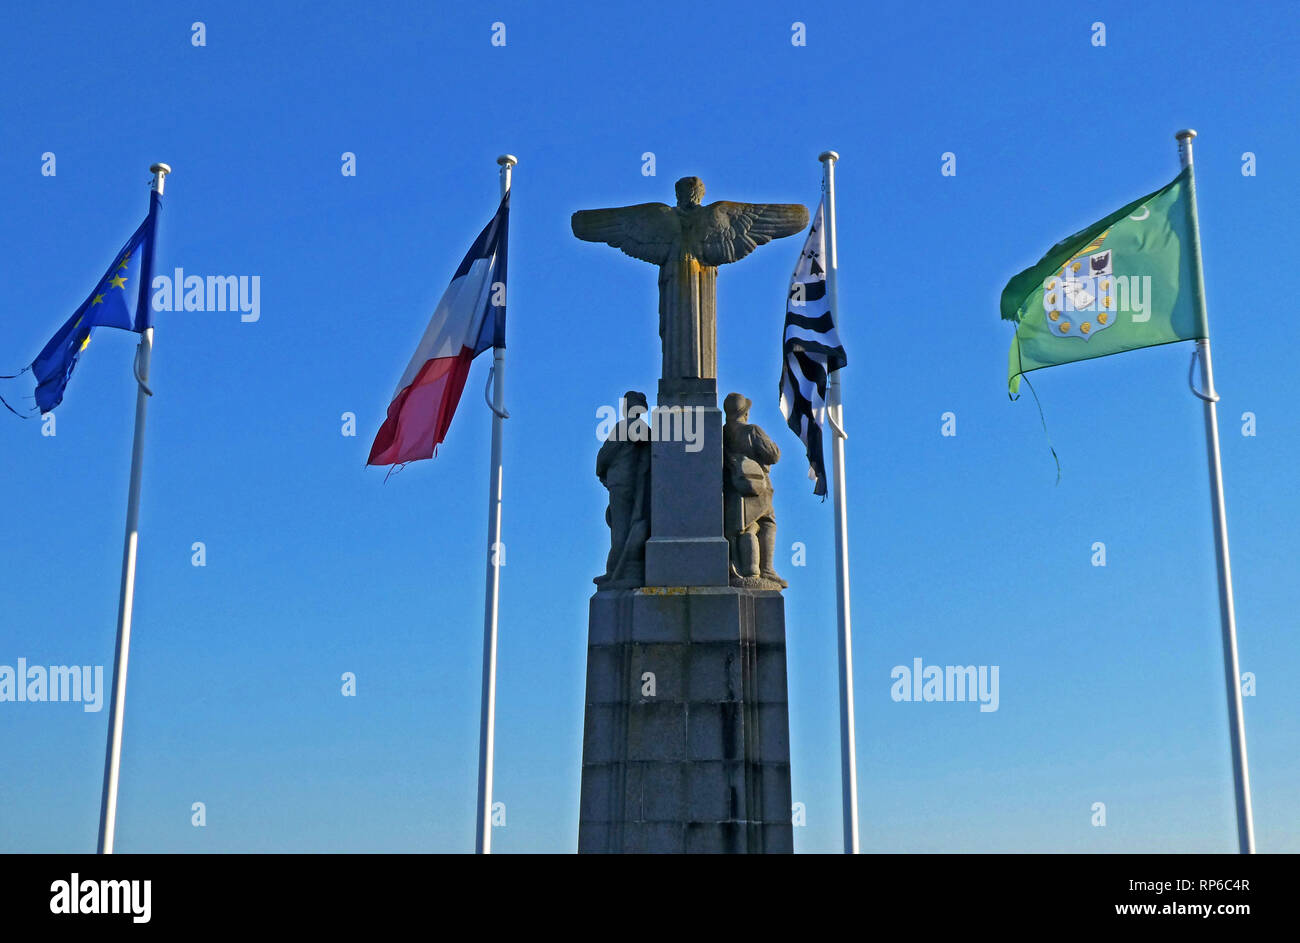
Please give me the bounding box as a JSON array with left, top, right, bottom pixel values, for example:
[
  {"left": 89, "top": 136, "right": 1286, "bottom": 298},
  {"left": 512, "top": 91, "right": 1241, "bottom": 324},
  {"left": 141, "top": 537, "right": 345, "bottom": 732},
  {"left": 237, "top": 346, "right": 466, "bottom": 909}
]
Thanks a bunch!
[
  {"left": 368, "top": 191, "right": 510, "bottom": 465},
  {"left": 778, "top": 198, "right": 846, "bottom": 496}
]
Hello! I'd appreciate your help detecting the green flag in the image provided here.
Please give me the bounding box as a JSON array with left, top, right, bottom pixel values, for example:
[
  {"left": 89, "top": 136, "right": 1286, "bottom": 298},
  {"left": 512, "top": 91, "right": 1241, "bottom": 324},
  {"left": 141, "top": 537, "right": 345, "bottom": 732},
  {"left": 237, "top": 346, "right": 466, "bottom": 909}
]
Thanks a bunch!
[{"left": 1003, "top": 168, "right": 1207, "bottom": 394}]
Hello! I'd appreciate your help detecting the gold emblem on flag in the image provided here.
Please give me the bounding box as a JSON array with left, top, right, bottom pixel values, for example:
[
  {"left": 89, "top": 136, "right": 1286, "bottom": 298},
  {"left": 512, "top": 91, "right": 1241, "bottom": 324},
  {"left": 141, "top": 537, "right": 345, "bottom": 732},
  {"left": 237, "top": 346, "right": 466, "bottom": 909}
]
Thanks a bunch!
[{"left": 1041, "top": 230, "right": 1116, "bottom": 343}]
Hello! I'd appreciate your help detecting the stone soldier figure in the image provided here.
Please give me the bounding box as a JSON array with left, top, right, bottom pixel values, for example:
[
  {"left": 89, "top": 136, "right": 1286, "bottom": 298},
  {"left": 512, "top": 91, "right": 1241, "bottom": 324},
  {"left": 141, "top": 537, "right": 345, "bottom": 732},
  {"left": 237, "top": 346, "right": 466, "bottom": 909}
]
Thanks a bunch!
[
  {"left": 595, "top": 391, "right": 652, "bottom": 587},
  {"left": 722, "top": 392, "right": 786, "bottom": 588}
]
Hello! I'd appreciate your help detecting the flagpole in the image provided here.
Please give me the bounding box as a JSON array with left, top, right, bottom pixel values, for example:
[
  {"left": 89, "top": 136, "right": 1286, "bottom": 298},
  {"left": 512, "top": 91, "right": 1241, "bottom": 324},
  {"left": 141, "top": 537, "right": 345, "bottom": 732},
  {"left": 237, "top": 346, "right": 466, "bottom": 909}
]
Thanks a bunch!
[
  {"left": 97, "top": 161, "right": 170, "bottom": 855},
  {"left": 475, "top": 154, "right": 516, "bottom": 855},
  {"left": 819, "top": 150, "right": 860, "bottom": 854},
  {"left": 1177, "top": 129, "right": 1255, "bottom": 854}
]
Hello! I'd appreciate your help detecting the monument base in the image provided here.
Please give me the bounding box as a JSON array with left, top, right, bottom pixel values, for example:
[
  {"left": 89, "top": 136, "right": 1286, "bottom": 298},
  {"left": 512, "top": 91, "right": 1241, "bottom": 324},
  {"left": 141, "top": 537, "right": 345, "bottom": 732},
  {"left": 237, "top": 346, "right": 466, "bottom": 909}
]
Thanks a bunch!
[
  {"left": 644, "top": 536, "right": 730, "bottom": 588},
  {"left": 579, "top": 585, "right": 793, "bottom": 854}
]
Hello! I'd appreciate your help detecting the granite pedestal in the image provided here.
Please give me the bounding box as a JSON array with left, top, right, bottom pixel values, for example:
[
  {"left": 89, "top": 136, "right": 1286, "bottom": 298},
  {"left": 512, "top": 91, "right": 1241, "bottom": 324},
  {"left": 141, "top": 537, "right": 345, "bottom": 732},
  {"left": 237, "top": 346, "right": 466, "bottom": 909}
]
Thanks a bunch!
[{"left": 578, "top": 585, "right": 793, "bottom": 853}]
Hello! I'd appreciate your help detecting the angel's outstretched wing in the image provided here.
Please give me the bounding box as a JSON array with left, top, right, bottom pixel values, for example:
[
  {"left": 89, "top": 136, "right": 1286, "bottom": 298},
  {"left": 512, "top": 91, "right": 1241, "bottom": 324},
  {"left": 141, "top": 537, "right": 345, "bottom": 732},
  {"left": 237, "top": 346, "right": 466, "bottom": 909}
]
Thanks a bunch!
[
  {"left": 571, "top": 203, "right": 680, "bottom": 266},
  {"left": 693, "top": 202, "right": 809, "bottom": 266}
]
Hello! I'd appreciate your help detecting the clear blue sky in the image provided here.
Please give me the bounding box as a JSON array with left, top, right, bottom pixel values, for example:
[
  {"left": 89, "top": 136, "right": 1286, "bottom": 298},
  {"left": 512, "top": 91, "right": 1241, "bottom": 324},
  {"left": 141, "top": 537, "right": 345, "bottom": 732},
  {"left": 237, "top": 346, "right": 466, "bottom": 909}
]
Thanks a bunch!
[{"left": 2, "top": 0, "right": 1297, "bottom": 853}]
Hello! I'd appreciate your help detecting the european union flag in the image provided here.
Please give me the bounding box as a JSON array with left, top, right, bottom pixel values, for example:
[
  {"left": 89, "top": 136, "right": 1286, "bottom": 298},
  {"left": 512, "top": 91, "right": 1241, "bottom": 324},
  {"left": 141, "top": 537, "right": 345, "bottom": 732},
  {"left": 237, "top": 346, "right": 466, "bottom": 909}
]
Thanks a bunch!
[{"left": 20, "top": 192, "right": 161, "bottom": 414}]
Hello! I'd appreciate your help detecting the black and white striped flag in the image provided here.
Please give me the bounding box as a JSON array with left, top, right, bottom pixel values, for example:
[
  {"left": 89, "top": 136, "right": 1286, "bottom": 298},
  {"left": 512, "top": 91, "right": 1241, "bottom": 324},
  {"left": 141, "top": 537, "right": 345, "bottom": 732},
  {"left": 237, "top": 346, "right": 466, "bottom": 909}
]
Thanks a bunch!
[{"left": 779, "top": 199, "right": 846, "bottom": 497}]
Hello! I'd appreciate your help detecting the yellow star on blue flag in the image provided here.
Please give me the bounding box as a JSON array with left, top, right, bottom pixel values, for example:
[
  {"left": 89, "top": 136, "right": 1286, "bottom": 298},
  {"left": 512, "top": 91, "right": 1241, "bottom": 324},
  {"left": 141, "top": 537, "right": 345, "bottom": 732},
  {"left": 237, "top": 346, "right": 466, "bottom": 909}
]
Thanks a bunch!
[{"left": 16, "top": 194, "right": 161, "bottom": 414}]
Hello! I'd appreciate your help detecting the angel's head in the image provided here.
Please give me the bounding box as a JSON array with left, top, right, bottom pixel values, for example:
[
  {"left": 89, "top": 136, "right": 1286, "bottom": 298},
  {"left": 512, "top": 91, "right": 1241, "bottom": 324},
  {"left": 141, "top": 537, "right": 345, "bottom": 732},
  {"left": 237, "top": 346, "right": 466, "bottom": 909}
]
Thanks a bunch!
[{"left": 675, "top": 176, "right": 705, "bottom": 208}]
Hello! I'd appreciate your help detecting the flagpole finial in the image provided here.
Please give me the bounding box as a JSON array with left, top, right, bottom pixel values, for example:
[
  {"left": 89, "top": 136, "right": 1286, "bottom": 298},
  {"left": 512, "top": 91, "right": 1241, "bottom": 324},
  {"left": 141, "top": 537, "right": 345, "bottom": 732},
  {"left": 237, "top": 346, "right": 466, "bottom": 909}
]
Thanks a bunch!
[
  {"left": 819, "top": 150, "right": 839, "bottom": 163},
  {"left": 149, "top": 163, "right": 172, "bottom": 195},
  {"left": 1175, "top": 129, "right": 1197, "bottom": 142},
  {"left": 496, "top": 155, "right": 516, "bottom": 198}
]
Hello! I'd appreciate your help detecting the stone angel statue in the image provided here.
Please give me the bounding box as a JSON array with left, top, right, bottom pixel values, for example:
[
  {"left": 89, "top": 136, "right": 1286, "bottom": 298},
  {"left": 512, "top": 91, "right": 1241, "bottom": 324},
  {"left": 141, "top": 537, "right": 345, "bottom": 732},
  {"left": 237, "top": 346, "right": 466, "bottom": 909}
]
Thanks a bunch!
[{"left": 572, "top": 176, "right": 808, "bottom": 381}]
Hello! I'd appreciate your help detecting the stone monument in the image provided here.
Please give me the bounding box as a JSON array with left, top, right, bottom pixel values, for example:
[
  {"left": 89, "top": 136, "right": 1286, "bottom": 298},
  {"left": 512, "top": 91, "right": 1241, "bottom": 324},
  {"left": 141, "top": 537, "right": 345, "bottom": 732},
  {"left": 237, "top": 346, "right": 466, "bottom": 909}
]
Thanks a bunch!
[{"left": 573, "top": 177, "right": 807, "bottom": 853}]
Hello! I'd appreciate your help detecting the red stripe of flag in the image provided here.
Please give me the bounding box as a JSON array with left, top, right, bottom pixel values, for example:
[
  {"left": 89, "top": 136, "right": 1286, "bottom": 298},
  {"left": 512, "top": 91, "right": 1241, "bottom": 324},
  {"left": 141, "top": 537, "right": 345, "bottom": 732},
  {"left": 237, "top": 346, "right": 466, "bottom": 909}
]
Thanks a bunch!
[{"left": 367, "top": 348, "right": 475, "bottom": 465}]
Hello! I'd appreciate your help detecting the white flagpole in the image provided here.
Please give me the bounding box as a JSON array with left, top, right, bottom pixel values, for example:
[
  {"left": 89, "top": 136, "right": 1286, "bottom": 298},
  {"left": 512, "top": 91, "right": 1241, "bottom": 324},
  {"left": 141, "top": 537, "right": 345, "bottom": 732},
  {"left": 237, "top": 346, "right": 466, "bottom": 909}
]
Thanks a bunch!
[
  {"left": 97, "top": 161, "right": 170, "bottom": 854},
  {"left": 1177, "top": 129, "right": 1255, "bottom": 854},
  {"left": 476, "top": 153, "right": 516, "bottom": 855},
  {"left": 819, "top": 150, "right": 860, "bottom": 854}
]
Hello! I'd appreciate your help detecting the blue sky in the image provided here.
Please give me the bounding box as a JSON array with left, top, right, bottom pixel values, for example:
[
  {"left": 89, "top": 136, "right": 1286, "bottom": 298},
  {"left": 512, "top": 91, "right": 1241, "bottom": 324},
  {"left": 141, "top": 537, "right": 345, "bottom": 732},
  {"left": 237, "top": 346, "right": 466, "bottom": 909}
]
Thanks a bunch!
[{"left": 1, "top": 0, "right": 1297, "bottom": 853}]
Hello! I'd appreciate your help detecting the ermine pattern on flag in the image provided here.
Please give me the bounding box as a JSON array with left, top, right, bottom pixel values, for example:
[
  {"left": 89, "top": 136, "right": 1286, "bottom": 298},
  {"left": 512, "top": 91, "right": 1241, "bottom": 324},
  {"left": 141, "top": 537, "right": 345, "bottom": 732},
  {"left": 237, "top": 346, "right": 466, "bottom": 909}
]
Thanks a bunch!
[{"left": 779, "top": 199, "right": 846, "bottom": 497}]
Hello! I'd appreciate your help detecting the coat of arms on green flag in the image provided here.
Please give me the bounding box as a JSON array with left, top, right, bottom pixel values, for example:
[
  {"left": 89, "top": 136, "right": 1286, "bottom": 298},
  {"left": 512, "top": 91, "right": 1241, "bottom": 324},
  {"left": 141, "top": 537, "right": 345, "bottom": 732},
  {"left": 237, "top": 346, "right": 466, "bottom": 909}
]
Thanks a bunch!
[{"left": 1002, "top": 168, "right": 1208, "bottom": 394}]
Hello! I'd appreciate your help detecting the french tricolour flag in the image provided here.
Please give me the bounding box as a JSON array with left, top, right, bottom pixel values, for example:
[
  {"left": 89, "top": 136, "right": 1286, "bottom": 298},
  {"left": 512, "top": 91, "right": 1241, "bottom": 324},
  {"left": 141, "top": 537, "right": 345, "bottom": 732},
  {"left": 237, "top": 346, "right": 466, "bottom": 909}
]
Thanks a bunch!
[{"left": 368, "top": 192, "right": 509, "bottom": 466}]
